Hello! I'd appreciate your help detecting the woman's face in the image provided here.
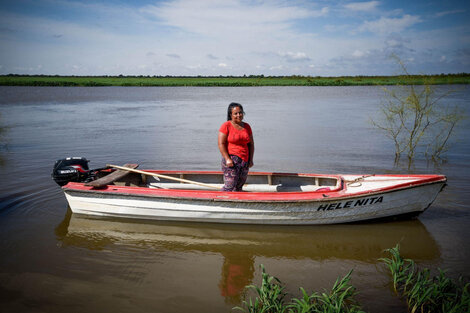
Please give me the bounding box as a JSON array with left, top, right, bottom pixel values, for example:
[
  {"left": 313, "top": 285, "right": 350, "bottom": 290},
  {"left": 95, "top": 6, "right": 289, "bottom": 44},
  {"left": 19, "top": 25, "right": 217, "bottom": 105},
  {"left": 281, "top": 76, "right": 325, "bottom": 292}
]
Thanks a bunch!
[{"left": 231, "top": 106, "right": 244, "bottom": 123}]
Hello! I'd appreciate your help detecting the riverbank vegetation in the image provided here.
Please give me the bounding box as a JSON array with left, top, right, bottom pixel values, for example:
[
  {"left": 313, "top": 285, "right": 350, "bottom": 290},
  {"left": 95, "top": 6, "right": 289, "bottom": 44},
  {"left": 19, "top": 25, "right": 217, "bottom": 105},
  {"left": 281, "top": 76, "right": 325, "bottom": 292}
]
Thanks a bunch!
[
  {"left": 0, "top": 74, "right": 469, "bottom": 87},
  {"left": 235, "top": 246, "right": 469, "bottom": 313}
]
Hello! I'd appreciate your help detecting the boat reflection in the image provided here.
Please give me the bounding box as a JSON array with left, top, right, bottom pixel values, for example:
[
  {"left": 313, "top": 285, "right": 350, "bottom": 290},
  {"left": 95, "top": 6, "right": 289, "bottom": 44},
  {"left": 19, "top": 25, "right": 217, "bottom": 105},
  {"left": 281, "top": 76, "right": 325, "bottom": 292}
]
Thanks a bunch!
[{"left": 56, "top": 209, "right": 440, "bottom": 304}]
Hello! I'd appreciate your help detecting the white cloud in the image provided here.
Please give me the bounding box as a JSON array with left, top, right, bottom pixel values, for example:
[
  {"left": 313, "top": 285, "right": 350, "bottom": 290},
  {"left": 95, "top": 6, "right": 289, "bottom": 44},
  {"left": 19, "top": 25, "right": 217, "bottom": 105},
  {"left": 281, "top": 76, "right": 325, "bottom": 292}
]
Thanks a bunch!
[
  {"left": 385, "top": 39, "right": 401, "bottom": 47},
  {"left": 358, "top": 15, "right": 422, "bottom": 34},
  {"left": 435, "top": 9, "right": 466, "bottom": 18},
  {"left": 218, "top": 63, "right": 227, "bottom": 67},
  {"left": 324, "top": 24, "right": 351, "bottom": 33},
  {"left": 141, "top": 0, "right": 324, "bottom": 39},
  {"left": 279, "top": 51, "right": 311, "bottom": 62},
  {"left": 344, "top": 1, "right": 379, "bottom": 12},
  {"left": 352, "top": 50, "right": 365, "bottom": 57},
  {"left": 166, "top": 53, "right": 181, "bottom": 59},
  {"left": 317, "top": 7, "right": 330, "bottom": 16},
  {"left": 270, "top": 65, "right": 283, "bottom": 70},
  {"left": 186, "top": 64, "right": 202, "bottom": 69}
]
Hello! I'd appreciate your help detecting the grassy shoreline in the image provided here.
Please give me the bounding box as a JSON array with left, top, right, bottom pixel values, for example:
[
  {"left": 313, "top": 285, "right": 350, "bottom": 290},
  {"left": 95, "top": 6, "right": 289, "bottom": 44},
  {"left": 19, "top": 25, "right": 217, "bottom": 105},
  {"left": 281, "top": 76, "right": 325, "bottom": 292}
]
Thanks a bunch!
[{"left": 1, "top": 74, "right": 469, "bottom": 86}]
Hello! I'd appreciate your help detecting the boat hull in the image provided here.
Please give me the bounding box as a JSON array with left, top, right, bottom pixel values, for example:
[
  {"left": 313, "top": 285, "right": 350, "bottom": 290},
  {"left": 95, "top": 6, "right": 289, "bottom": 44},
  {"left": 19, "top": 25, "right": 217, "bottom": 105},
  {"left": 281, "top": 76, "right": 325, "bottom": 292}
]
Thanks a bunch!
[{"left": 64, "top": 180, "right": 445, "bottom": 225}]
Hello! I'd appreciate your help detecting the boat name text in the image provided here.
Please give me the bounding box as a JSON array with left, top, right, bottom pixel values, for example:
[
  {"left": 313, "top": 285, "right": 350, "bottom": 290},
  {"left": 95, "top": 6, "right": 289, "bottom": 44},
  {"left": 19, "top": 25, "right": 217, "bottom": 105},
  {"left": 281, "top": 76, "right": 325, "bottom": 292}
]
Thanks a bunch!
[{"left": 317, "top": 196, "right": 383, "bottom": 211}]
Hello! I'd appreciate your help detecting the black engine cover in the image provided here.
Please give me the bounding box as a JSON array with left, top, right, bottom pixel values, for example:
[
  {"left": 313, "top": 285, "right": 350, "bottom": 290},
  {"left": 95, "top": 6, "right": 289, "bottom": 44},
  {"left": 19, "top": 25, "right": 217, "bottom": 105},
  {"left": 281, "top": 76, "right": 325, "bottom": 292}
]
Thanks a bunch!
[{"left": 52, "top": 157, "right": 90, "bottom": 186}]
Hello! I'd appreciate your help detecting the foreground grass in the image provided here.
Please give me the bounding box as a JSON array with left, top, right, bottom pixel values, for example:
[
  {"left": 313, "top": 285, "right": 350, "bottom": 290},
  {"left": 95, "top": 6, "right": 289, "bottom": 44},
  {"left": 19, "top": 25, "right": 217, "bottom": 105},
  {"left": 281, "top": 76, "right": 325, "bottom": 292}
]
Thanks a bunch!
[
  {"left": 235, "top": 246, "right": 469, "bottom": 313},
  {"left": 0, "top": 74, "right": 469, "bottom": 87},
  {"left": 235, "top": 265, "right": 364, "bottom": 313},
  {"left": 381, "top": 245, "right": 469, "bottom": 313}
]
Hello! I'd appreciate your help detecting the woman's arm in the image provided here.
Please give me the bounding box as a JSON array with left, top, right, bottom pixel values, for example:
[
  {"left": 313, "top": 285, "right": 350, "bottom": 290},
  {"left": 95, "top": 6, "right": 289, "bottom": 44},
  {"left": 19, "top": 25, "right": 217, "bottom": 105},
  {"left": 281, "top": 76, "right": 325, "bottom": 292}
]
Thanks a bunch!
[
  {"left": 218, "top": 132, "right": 234, "bottom": 167},
  {"left": 248, "top": 134, "right": 254, "bottom": 168}
]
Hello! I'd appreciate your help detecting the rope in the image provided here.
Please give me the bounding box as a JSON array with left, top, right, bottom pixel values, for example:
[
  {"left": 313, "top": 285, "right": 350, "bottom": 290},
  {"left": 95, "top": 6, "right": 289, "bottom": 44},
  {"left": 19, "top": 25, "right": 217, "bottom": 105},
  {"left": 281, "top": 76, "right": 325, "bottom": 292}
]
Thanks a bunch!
[{"left": 346, "top": 174, "right": 375, "bottom": 187}]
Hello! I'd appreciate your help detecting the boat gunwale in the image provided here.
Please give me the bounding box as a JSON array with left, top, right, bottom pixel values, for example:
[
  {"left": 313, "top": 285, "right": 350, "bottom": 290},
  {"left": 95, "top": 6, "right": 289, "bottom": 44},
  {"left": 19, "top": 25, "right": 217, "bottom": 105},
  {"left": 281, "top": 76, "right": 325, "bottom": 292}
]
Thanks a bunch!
[{"left": 62, "top": 172, "right": 447, "bottom": 203}]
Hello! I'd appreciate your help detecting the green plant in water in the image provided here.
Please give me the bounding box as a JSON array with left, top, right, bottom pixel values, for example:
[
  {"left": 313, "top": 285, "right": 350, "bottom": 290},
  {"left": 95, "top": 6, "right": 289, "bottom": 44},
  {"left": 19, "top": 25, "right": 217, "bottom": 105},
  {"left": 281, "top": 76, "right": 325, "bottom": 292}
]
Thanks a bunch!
[
  {"left": 288, "top": 270, "right": 364, "bottom": 313},
  {"left": 379, "top": 243, "right": 416, "bottom": 293},
  {"left": 235, "top": 250, "right": 469, "bottom": 313},
  {"left": 234, "top": 264, "right": 287, "bottom": 313},
  {"left": 380, "top": 244, "right": 470, "bottom": 313},
  {"left": 235, "top": 265, "right": 364, "bottom": 313}
]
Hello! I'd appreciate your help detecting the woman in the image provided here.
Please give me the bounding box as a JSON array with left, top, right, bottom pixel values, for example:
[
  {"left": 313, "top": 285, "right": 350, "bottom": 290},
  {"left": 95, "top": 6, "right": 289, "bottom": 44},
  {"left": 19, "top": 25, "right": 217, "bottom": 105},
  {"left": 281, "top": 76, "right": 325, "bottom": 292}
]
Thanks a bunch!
[{"left": 218, "top": 103, "right": 254, "bottom": 191}]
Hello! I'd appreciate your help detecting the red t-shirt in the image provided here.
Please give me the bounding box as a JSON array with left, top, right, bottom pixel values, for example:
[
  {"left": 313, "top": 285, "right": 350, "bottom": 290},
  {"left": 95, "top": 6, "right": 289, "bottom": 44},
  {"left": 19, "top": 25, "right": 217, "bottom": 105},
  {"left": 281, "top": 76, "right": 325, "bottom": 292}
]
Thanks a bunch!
[{"left": 219, "top": 121, "right": 252, "bottom": 162}]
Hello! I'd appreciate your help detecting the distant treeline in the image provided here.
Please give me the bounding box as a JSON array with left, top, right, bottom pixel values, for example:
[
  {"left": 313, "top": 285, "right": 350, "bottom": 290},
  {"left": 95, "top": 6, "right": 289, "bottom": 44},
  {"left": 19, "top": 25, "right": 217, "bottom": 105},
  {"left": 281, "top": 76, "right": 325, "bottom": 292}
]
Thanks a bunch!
[{"left": 0, "top": 73, "right": 469, "bottom": 86}]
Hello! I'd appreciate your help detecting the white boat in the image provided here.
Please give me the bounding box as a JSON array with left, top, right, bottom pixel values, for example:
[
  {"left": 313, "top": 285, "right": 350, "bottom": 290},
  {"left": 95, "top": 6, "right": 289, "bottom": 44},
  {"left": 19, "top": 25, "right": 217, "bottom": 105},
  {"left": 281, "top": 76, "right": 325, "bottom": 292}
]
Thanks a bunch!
[{"left": 54, "top": 160, "right": 447, "bottom": 225}]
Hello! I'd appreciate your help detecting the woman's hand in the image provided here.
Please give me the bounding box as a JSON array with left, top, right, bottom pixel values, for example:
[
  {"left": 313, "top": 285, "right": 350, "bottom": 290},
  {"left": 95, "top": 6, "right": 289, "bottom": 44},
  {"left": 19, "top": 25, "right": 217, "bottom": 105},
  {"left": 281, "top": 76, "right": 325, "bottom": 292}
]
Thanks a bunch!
[
  {"left": 249, "top": 160, "right": 254, "bottom": 168},
  {"left": 226, "top": 158, "right": 234, "bottom": 167}
]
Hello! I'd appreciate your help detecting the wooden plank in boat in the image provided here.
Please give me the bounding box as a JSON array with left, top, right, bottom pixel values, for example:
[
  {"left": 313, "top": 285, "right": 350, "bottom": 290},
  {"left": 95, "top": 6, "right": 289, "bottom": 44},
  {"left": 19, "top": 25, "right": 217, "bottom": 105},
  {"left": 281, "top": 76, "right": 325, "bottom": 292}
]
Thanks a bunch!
[{"left": 85, "top": 163, "right": 139, "bottom": 187}]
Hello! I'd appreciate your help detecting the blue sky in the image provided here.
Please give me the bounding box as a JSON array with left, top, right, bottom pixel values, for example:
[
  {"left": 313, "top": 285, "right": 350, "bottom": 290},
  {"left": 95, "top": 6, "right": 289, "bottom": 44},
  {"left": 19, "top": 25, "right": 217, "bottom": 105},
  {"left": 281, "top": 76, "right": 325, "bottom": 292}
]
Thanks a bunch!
[{"left": 0, "top": 0, "right": 469, "bottom": 76}]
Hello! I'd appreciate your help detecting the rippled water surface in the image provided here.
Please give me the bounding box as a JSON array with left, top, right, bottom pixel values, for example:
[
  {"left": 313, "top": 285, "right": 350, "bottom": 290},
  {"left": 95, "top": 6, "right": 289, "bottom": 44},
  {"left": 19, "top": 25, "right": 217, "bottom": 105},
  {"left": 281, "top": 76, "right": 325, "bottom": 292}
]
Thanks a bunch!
[{"left": 0, "top": 86, "right": 469, "bottom": 313}]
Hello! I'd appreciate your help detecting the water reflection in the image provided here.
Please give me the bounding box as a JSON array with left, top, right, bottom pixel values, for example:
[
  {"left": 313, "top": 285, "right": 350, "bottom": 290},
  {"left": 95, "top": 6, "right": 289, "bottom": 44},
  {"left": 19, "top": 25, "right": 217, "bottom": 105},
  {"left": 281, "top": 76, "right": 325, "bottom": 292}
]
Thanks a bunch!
[
  {"left": 56, "top": 209, "right": 440, "bottom": 303},
  {"left": 219, "top": 252, "right": 254, "bottom": 304}
]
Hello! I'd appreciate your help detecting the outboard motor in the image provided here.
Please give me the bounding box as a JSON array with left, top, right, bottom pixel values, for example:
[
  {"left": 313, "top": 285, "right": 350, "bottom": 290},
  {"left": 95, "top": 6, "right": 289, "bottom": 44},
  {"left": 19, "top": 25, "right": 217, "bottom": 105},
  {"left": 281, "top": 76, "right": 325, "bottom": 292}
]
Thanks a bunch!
[{"left": 52, "top": 157, "right": 91, "bottom": 186}]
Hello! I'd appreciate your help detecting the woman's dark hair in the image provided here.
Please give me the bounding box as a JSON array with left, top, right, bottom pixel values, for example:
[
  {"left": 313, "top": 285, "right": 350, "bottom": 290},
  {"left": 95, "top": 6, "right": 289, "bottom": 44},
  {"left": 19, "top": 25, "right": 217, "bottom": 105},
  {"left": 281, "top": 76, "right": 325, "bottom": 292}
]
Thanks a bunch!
[{"left": 227, "top": 102, "right": 244, "bottom": 121}]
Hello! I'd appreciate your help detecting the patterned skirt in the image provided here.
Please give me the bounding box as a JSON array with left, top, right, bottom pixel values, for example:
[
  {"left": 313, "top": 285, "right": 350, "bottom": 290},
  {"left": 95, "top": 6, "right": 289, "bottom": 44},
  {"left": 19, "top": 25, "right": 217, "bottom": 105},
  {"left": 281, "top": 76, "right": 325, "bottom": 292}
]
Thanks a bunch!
[{"left": 221, "top": 155, "right": 249, "bottom": 191}]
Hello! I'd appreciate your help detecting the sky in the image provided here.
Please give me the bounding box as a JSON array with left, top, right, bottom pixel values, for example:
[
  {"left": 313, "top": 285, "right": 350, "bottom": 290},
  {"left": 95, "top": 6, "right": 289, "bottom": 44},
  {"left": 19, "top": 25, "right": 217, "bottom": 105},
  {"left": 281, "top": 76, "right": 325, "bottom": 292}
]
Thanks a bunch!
[{"left": 0, "top": 0, "right": 469, "bottom": 76}]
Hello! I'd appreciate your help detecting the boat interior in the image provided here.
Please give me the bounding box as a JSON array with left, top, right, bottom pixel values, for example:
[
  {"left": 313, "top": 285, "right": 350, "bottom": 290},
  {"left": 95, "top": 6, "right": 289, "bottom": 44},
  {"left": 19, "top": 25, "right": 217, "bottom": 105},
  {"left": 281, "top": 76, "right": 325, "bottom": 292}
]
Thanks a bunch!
[{"left": 103, "top": 171, "right": 341, "bottom": 192}]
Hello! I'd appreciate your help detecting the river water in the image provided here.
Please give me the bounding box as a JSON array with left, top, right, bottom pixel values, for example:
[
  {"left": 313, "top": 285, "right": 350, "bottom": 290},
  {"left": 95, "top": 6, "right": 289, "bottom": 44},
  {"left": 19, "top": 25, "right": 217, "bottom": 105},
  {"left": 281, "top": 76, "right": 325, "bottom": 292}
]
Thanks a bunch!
[{"left": 0, "top": 86, "right": 469, "bottom": 313}]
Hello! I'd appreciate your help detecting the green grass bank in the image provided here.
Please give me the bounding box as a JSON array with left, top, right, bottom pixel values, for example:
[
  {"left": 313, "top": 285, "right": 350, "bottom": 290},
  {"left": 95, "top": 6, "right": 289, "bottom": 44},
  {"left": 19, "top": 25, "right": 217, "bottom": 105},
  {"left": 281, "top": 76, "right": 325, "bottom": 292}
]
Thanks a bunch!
[{"left": 1, "top": 74, "right": 469, "bottom": 87}]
